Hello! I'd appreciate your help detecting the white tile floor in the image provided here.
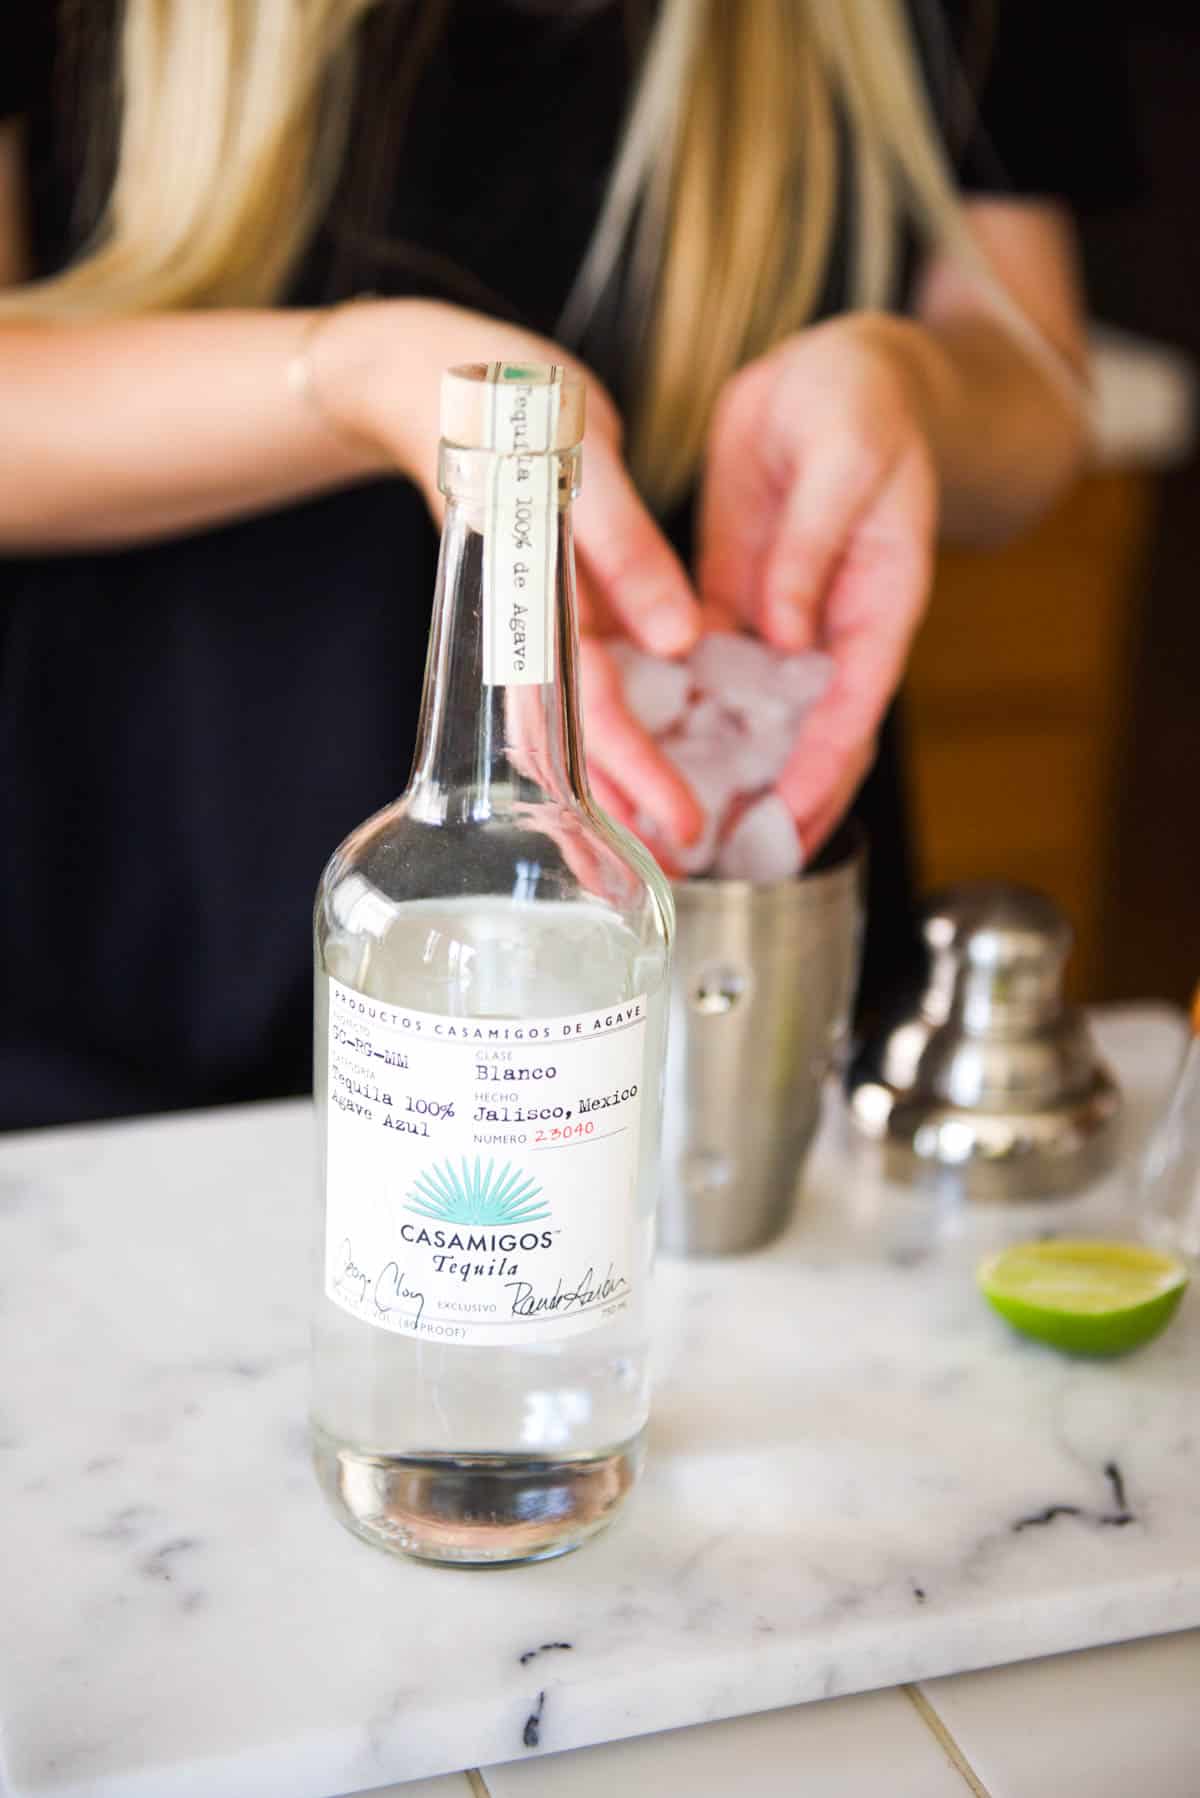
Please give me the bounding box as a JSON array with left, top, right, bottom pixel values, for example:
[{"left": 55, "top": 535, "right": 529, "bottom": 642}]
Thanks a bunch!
[
  {"left": 920, "top": 1631, "right": 1200, "bottom": 1798},
  {"left": 359, "top": 1631, "right": 1200, "bottom": 1796},
  {"left": 480, "top": 1687, "right": 965, "bottom": 1797}
]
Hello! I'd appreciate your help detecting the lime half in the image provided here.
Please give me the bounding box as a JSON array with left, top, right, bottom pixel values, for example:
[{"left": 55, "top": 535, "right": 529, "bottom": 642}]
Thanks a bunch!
[{"left": 978, "top": 1238, "right": 1189, "bottom": 1357}]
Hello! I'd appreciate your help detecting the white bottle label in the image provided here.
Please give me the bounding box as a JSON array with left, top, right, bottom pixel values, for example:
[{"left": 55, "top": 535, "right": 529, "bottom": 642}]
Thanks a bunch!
[
  {"left": 481, "top": 364, "right": 560, "bottom": 688},
  {"left": 323, "top": 975, "right": 648, "bottom": 1347}
]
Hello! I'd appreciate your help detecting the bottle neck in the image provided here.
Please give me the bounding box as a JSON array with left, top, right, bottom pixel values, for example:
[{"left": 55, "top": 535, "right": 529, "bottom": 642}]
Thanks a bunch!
[{"left": 407, "top": 443, "right": 588, "bottom": 823}]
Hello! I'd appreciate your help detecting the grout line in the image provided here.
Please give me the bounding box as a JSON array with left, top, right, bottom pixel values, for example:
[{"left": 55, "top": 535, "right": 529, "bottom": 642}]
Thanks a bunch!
[
  {"left": 903, "top": 1684, "right": 994, "bottom": 1798},
  {"left": 466, "top": 1772, "right": 492, "bottom": 1798}
]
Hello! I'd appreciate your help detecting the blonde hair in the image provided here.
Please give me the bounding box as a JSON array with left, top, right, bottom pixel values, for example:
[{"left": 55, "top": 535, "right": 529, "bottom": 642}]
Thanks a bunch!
[{"left": 2, "top": 0, "right": 1044, "bottom": 507}]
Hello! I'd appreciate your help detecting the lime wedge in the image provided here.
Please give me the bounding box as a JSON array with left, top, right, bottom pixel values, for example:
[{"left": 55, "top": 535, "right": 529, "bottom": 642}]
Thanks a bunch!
[{"left": 978, "top": 1238, "right": 1189, "bottom": 1357}]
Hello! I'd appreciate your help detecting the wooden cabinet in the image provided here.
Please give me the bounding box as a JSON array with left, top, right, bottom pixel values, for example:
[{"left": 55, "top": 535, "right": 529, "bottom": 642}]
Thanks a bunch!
[{"left": 905, "top": 472, "right": 1155, "bottom": 999}]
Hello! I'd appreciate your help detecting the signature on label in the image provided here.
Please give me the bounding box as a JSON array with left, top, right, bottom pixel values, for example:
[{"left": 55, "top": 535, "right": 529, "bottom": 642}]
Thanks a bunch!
[
  {"left": 331, "top": 1239, "right": 425, "bottom": 1324},
  {"left": 505, "top": 1265, "right": 628, "bottom": 1319}
]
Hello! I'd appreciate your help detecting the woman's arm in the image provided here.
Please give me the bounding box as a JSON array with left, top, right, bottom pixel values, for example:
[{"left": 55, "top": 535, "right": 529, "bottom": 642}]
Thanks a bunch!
[
  {"left": 0, "top": 117, "right": 384, "bottom": 544},
  {"left": 0, "top": 121, "right": 689, "bottom": 640},
  {"left": 891, "top": 198, "right": 1091, "bottom": 544},
  {"left": 0, "top": 120, "right": 702, "bottom": 840},
  {"left": 0, "top": 305, "right": 395, "bottom": 548},
  {"left": 698, "top": 199, "right": 1091, "bottom": 851}
]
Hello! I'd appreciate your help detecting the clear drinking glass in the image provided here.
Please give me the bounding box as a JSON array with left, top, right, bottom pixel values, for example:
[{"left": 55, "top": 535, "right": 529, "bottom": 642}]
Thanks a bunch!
[
  {"left": 1136, "top": 984, "right": 1200, "bottom": 1258},
  {"left": 310, "top": 364, "right": 673, "bottom": 1564}
]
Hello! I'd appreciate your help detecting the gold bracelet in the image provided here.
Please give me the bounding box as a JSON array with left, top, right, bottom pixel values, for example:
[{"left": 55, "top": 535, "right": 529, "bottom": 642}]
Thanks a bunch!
[{"left": 285, "top": 294, "right": 389, "bottom": 466}]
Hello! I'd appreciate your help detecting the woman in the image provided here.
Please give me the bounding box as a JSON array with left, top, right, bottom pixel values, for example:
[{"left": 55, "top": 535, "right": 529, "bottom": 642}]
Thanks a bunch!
[{"left": 0, "top": 3, "right": 1126, "bottom": 1127}]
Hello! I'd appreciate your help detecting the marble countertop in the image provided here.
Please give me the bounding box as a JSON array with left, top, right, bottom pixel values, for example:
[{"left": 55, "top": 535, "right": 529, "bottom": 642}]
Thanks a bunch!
[{"left": 1, "top": 1005, "right": 1197, "bottom": 1798}]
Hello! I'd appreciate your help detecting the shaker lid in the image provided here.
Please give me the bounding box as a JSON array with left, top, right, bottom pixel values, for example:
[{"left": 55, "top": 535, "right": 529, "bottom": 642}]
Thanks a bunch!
[
  {"left": 440, "top": 362, "right": 585, "bottom": 452},
  {"left": 922, "top": 881, "right": 1073, "bottom": 972},
  {"left": 847, "top": 879, "right": 1121, "bottom": 1198}
]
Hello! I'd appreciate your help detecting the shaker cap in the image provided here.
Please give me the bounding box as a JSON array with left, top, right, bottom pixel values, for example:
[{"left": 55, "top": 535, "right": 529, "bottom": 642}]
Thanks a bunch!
[
  {"left": 848, "top": 879, "right": 1120, "bottom": 1198},
  {"left": 440, "top": 362, "right": 585, "bottom": 451},
  {"left": 921, "top": 881, "right": 1072, "bottom": 973}
]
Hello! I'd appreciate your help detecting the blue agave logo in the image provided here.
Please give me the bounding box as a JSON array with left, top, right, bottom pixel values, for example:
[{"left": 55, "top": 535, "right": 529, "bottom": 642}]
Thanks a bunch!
[{"left": 404, "top": 1156, "right": 549, "bottom": 1225}]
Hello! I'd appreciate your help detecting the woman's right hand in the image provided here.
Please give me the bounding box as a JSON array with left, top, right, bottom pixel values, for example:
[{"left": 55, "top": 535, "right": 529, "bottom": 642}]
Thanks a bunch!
[{"left": 321, "top": 297, "right": 704, "bottom": 848}]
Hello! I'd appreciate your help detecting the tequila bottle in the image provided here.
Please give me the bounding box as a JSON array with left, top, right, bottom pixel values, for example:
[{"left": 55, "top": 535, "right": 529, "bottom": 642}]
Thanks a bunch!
[{"left": 311, "top": 364, "right": 673, "bottom": 1564}]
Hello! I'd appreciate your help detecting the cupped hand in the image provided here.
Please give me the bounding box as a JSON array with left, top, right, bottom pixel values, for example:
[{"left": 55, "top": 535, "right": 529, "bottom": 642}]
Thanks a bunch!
[
  {"left": 699, "top": 314, "right": 940, "bottom": 857},
  {"left": 325, "top": 297, "right": 703, "bottom": 846}
]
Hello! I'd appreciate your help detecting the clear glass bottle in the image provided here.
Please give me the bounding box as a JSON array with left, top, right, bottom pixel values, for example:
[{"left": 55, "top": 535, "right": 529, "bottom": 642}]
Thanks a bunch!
[{"left": 311, "top": 363, "right": 673, "bottom": 1565}]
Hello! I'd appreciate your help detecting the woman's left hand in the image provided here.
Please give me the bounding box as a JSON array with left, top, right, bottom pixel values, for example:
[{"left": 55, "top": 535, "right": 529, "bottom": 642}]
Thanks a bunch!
[{"left": 699, "top": 314, "right": 940, "bottom": 858}]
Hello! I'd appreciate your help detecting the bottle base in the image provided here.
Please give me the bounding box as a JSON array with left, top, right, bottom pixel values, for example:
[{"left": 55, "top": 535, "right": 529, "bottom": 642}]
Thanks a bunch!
[{"left": 312, "top": 1425, "right": 645, "bottom": 1566}]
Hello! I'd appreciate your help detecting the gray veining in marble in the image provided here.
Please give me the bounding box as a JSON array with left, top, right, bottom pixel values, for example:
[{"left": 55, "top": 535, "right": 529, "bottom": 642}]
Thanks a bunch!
[{"left": 0, "top": 1007, "right": 1196, "bottom": 1797}]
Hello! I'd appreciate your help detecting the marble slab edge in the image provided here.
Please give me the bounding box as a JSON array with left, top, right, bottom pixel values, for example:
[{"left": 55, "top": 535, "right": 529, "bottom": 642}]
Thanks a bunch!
[{"left": 13, "top": 1575, "right": 1198, "bottom": 1798}]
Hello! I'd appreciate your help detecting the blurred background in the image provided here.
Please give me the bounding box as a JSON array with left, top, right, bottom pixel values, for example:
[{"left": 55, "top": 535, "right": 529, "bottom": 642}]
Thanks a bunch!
[
  {"left": 905, "top": 6, "right": 1198, "bottom": 1003},
  {"left": 3, "top": 1, "right": 1198, "bottom": 1136}
]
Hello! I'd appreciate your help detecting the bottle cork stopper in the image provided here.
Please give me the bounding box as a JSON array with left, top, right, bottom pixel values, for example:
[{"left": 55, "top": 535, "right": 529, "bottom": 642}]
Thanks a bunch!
[{"left": 440, "top": 362, "right": 585, "bottom": 451}]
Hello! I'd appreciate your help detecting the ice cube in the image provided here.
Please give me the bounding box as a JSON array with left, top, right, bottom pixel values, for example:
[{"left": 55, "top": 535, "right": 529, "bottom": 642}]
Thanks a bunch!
[
  {"left": 608, "top": 641, "right": 690, "bottom": 735},
  {"left": 677, "top": 694, "right": 730, "bottom": 743},
  {"left": 728, "top": 720, "right": 795, "bottom": 791},
  {"left": 663, "top": 736, "right": 741, "bottom": 815},
  {"left": 689, "top": 632, "right": 797, "bottom": 734},
  {"left": 774, "top": 651, "right": 834, "bottom": 716},
  {"left": 689, "top": 630, "right": 778, "bottom": 705},
  {"left": 656, "top": 737, "right": 744, "bottom": 876},
  {"left": 714, "top": 793, "right": 804, "bottom": 882}
]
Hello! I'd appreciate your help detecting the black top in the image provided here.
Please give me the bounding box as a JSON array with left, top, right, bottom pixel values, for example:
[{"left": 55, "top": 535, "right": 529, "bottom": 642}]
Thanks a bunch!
[{"left": 0, "top": 3, "right": 1136, "bottom": 1128}]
